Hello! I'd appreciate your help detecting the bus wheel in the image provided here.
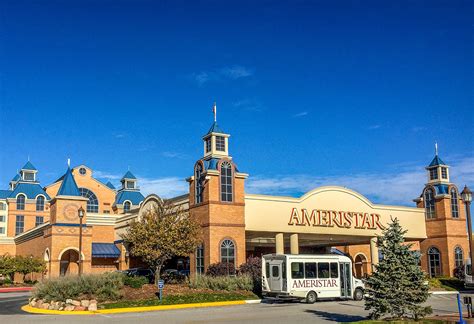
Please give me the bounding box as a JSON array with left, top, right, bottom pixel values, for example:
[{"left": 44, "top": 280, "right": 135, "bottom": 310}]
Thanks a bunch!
[
  {"left": 354, "top": 288, "right": 364, "bottom": 301},
  {"left": 306, "top": 291, "right": 317, "bottom": 304}
]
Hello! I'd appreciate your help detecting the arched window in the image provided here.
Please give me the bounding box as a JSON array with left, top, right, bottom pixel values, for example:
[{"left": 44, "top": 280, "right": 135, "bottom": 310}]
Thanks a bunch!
[
  {"left": 455, "top": 246, "right": 464, "bottom": 268},
  {"left": 195, "top": 163, "right": 204, "bottom": 204},
  {"left": 78, "top": 188, "right": 99, "bottom": 213},
  {"left": 16, "top": 194, "right": 26, "bottom": 210},
  {"left": 424, "top": 188, "right": 435, "bottom": 219},
  {"left": 196, "top": 244, "right": 204, "bottom": 275},
  {"left": 427, "top": 247, "right": 441, "bottom": 277},
  {"left": 220, "top": 239, "right": 235, "bottom": 265},
  {"left": 451, "top": 188, "right": 459, "bottom": 218},
  {"left": 123, "top": 201, "right": 131, "bottom": 213},
  {"left": 36, "top": 196, "right": 45, "bottom": 211},
  {"left": 220, "top": 161, "right": 233, "bottom": 202}
]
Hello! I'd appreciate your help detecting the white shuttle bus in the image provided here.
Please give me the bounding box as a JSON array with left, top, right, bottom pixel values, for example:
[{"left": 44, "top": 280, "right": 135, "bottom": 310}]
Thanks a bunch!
[{"left": 262, "top": 254, "right": 365, "bottom": 303}]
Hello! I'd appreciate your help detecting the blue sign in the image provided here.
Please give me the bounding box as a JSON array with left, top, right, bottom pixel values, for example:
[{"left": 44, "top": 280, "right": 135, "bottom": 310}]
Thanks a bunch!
[{"left": 158, "top": 280, "right": 164, "bottom": 289}]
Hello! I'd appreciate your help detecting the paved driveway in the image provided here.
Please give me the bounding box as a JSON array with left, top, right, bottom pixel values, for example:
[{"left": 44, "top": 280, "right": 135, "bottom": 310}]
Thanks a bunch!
[{"left": 0, "top": 292, "right": 469, "bottom": 323}]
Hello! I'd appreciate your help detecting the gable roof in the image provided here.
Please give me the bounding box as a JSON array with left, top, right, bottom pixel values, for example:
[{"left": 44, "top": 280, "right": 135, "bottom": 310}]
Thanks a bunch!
[
  {"left": 206, "top": 122, "right": 225, "bottom": 135},
  {"left": 21, "top": 161, "right": 37, "bottom": 171},
  {"left": 57, "top": 167, "right": 80, "bottom": 196},
  {"left": 0, "top": 190, "right": 12, "bottom": 199},
  {"left": 121, "top": 171, "right": 136, "bottom": 180},
  {"left": 105, "top": 181, "right": 116, "bottom": 190},
  {"left": 9, "top": 183, "right": 50, "bottom": 200},
  {"left": 115, "top": 190, "right": 145, "bottom": 205},
  {"left": 11, "top": 174, "right": 20, "bottom": 181},
  {"left": 429, "top": 155, "right": 446, "bottom": 167}
]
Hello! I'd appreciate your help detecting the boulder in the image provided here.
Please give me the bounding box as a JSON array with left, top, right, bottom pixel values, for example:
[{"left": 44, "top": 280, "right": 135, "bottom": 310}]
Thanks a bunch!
[
  {"left": 30, "top": 301, "right": 37, "bottom": 307},
  {"left": 41, "top": 303, "right": 50, "bottom": 310},
  {"left": 36, "top": 300, "right": 43, "bottom": 309},
  {"left": 80, "top": 300, "right": 90, "bottom": 307},
  {"left": 87, "top": 303, "right": 97, "bottom": 311},
  {"left": 71, "top": 300, "right": 81, "bottom": 306},
  {"left": 64, "top": 305, "right": 75, "bottom": 311},
  {"left": 66, "top": 299, "right": 73, "bottom": 304},
  {"left": 74, "top": 306, "right": 87, "bottom": 311},
  {"left": 89, "top": 299, "right": 97, "bottom": 305},
  {"left": 59, "top": 307, "right": 64, "bottom": 311}
]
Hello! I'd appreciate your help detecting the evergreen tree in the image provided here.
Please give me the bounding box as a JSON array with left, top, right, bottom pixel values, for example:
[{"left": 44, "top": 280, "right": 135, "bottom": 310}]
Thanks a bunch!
[{"left": 364, "top": 217, "right": 432, "bottom": 320}]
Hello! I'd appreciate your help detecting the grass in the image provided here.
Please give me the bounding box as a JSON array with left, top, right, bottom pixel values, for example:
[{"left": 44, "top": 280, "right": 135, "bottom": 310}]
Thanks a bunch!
[{"left": 100, "top": 292, "right": 258, "bottom": 309}]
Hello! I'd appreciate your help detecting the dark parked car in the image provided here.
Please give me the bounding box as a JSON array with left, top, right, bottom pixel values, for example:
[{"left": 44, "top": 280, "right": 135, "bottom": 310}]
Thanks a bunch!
[{"left": 119, "top": 268, "right": 155, "bottom": 283}]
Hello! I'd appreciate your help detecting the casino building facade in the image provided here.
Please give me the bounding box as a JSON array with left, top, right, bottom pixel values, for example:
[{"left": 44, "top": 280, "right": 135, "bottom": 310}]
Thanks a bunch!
[{"left": 0, "top": 118, "right": 469, "bottom": 279}]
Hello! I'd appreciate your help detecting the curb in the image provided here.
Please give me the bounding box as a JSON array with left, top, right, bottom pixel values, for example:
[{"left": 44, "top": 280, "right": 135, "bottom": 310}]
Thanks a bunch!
[
  {"left": 0, "top": 287, "right": 33, "bottom": 293},
  {"left": 430, "top": 291, "right": 460, "bottom": 295},
  {"left": 22, "top": 299, "right": 261, "bottom": 315}
]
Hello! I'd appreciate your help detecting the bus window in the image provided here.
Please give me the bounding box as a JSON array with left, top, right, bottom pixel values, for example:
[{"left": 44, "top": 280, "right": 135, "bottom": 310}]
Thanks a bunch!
[
  {"left": 330, "top": 262, "right": 338, "bottom": 278},
  {"left": 266, "top": 262, "right": 270, "bottom": 277},
  {"left": 318, "top": 262, "right": 330, "bottom": 278},
  {"left": 272, "top": 265, "right": 279, "bottom": 277},
  {"left": 291, "top": 262, "right": 304, "bottom": 279},
  {"left": 305, "top": 262, "right": 317, "bottom": 278}
]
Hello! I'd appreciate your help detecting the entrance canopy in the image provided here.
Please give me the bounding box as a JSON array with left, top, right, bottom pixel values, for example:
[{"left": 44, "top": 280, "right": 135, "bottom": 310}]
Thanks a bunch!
[{"left": 92, "top": 243, "right": 121, "bottom": 258}]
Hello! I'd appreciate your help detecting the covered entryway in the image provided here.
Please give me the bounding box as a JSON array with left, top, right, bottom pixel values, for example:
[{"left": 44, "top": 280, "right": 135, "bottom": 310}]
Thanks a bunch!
[
  {"left": 59, "top": 249, "right": 80, "bottom": 276},
  {"left": 354, "top": 254, "right": 368, "bottom": 279}
]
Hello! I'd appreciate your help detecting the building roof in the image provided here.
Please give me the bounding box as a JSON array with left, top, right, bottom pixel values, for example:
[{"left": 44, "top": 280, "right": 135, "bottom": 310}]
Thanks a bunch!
[
  {"left": 121, "top": 171, "right": 137, "bottom": 180},
  {"left": 115, "top": 190, "right": 145, "bottom": 205},
  {"left": 206, "top": 122, "right": 225, "bottom": 135},
  {"left": 57, "top": 167, "right": 81, "bottom": 196},
  {"left": 0, "top": 190, "right": 12, "bottom": 199},
  {"left": 105, "top": 181, "right": 116, "bottom": 190},
  {"left": 202, "top": 158, "right": 240, "bottom": 172},
  {"left": 11, "top": 174, "right": 20, "bottom": 181},
  {"left": 9, "top": 183, "right": 51, "bottom": 200},
  {"left": 429, "top": 155, "right": 446, "bottom": 167},
  {"left": 21, "top": 161, "right": 37, "bottom": 171},
  {"left": 92, "top": 243, "right": 120, "bottom": 258}
]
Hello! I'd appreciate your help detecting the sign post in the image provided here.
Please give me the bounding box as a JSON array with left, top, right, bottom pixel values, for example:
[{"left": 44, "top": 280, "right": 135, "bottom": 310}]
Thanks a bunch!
[{"left": 158, "top": 279, "right": 164, "bottom": 303}]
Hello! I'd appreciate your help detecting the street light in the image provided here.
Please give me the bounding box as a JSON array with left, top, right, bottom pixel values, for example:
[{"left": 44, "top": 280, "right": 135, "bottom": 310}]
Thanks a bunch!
[
  {"left": 461, "top": 185, "right": 473, "bottom": 275},
  {"left": 78, "top": 206, "right": 85, "bottom": 276}
]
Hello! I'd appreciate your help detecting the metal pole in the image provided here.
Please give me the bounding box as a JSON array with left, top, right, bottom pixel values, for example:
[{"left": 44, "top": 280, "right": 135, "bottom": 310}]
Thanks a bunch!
[
  {"left": 467, "top": 201, "right": 473, "bottom": 273},
  {"left": 79, "top": 216, "right": 83, "bottom": 276},
  {"left": 457, "top": 293, "right": 466, "bottom": 324}
]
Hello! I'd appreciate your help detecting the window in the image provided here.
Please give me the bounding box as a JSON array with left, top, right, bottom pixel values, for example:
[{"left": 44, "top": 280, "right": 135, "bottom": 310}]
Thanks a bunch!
[
  {"left": 220, "top": 162, "right": 233, "bottom": 202},
  {"left": 205, "top": 138, "right": 211, "bottom": 153},
  {"left": 455, "top": 247, "right": 464, "bottom": 268},
  {"left": 0, "top": 215, "right": 5, "bottom": 222},
  {"left": 291, "top": 262, "right": 304, "bottom": 279},
  {"left": 79, "top": 167, "right": 87, "bottom": 175},
  {"left": 272, "top": 266, "right": 279, "bottom": 277},
  {"left": 196, "top": 245, "right": 204, "bottom": 275},
  {"left": 318, "top": 262, "right": 330, "bottom": 278},
  {"left": 265, "top": 262, "right": 270, "bottom": 278},
  {"left": 441, "top": 167, "right": 448, "bottom": 179},
  {"left": 126, "top": 181, "right": 135, "bottom": 189},
  {"left": 304, "top": 262, "right": 317, "bottom": 278},
  {"left": 195, "top": 163, "right": 204, "bottom": 204},
  {"left": 427, "top": 247, "right": 441, "bottom": 277},
  {"left": 16, "top": 194, "right": 26, "bottom": 210},
  {"left": 424, "top": 188, "right": 435, "bottom": 219},
  {"left": 103, "top": 210, "right": 110, "bottom": 214},
  {"left": 23, "top": 172, "right": 34, "bottom": 181},
  {"left": 220, "top": 239, "right": 235, "bottom": 265},
  {"left": 123, "top": 201, "right": 131, "bottom": 213},
  {"left": 0, "top": 202, "right": 5, "bottom": 211},
  {"left": 78, "top": 188, "right": 99, "bottom": 213},
  {"left": 0, "top": 227, "right": 5, "bottom": 234},
  {"left": 15, "top": 215, "right": 24, "bottom": 235},
  {"left": 429, "top": 168, "right": 438, "bottom": 180},
  {"left": 35, "top": 216, "right": 44, "bottom": 227},
  {"left": 451, "top": 188, "right": 459, "bottom": 218},
  {"left": 216, "top": 136, "right": 226, "bottom": 151},
  {"left": 36, "top": 196, "right": 45, "bottom": 211},
  {"left": 330, "top": 262, "right": 339, "bottom": 278}
]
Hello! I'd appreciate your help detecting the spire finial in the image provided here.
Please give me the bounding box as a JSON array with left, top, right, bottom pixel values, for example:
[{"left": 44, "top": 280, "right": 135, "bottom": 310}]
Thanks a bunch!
[
  {"left": 212, "top": 102, "right": 217, "bottom": 122},
  {"left": 128, "top": 165, "right": 130, "bottom": 171},
  {"left": 435, "top": 142, "right": 438, "bottom": 156},
  {"left": 67, "top": 158, "right": 71, "bottom": 167},
  {"left": 28, "top": 155, "right": 30, "bottom": 162}
]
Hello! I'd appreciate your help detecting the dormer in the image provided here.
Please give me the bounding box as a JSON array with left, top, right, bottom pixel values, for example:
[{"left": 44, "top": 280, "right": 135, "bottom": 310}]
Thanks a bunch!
[
  {"left": 20, "top": 161, "right": 38, "bottom": 182},
  {"left": 426, "top": 144, "right": 449, "bottom": 185},
  {"left": 10, "top": 173, "right": 20, "bottom": 190},
  {"left": 120, "top": 171, "right": 138, "bottom": 191}
]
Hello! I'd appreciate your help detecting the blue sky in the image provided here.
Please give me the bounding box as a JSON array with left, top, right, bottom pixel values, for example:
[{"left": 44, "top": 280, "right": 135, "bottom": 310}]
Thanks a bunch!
[{"left": 0, "top": 0, "right": 472, "bottom": 205}]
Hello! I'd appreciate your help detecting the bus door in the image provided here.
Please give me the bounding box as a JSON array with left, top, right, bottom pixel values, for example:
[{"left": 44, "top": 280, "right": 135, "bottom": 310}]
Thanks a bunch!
[
  {"left": 269, "top": 260, "right": 284, "bottom": 291},
  {"left": 339, "top": 262, "right": 352, "bottom": 298}
]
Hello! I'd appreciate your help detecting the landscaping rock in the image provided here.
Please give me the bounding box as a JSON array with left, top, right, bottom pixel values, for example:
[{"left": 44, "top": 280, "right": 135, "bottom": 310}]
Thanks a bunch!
[
  {"left": 41, "top": 303, "right": 50, "bottom": 309},
  {"left": 80, "top": 300, "right": 90, "bottom": 307},
  {"left": 89, "top": 299, "right": 97, "bottom": 305},
  {"left": 88, "top": 303, "right": 97, "bottom": 311},
  {"left": 59, "top": 307, "right": 64, "bottom": 311},
  {"left": 66, "top": 299, "right": 73, "bottom": 304},
  {"left": 74, "top": 306, "right": 86, "bottom": 311},
  {"left": 30, "top": 300, "right": 37, "bottom": 307},
  {"left": 64, "top": 305, "right": 75, "bottom": 311},
  {"left": 36, "top": 300, "right": 43, "bottom": 308},
  {"left": 71, "top": 300, "right": 81, "bottom": 306}
]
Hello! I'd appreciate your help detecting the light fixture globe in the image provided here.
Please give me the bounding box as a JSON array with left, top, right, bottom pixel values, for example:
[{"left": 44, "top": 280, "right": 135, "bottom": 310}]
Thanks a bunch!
[{"left": 461, "top": 185, "right": 472, "bottom": 203}]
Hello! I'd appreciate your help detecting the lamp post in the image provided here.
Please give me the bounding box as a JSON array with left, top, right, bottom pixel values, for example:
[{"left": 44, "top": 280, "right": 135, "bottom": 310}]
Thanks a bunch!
[
  {"left": 78, "top": 206, "right": 85, "bottom": 276},
  {"left": 461, "top": 185, "right": 473, "bottom": 272}
]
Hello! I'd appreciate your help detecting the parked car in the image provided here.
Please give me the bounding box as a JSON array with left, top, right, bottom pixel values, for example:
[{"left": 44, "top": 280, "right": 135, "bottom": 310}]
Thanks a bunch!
[{"left": 119, "top": 268, "right": 155, "bottom": 283}]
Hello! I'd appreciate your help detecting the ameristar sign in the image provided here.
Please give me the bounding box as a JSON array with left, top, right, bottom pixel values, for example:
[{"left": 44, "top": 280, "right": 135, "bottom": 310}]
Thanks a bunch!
[{"left": 288, "top": 208, "right": 385, "bottom": 230}]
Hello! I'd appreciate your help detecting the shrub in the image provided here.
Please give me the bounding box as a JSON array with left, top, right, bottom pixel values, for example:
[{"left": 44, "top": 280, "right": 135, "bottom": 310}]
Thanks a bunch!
[
  {"left": 123, "top": 275, "right": 148, "bottom": 289},
  {"left": 454, "top": 264, "right": 465, "bottom": 280},
  {"left": 239, "top": 257, "right": 262, "bottom": 296},
  {"left": 189, "top": 274, "right": 253, "bottom": 291},
  {"left": 206, "top": 263, "right": 236, "bottom": 277},
  {"left": 32, "top": 272, "right": 124, "bottom": 302},
  {"left": 161, "top": 271, "right": 186, "bottom": 284}
]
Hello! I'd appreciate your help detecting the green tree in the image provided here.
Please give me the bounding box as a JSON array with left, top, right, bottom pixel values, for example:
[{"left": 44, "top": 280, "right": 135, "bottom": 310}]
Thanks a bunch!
[
  {"left": 16, "top": 255, "right": 46, "bottom": 281},
  {"left": 120, "top": 199, "right": 201, "bottom": 283},
  {"left": 365, "top": 217, "right": 432, "bottom": 320},
  {"left": 0, "top": 255, "right": 17, "bottom": 281}
]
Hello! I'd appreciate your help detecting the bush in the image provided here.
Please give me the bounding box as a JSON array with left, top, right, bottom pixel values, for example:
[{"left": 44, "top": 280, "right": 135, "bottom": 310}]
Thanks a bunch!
[
  {"left": 206, "top": 263, "right": 236, "bottom": 277},
  {"left": 161, "top": 271, "right": 186, "bottom": 284},
  {"left": 123, "top": 276, "right": 148, "bottom": 289},
  {"left": 239, "top": 257, "right": 262, "bottom": 296},
  {"left": 189, "top": 274, "right": 253, "bottom": 291},
  {"left": 0, "top": 255, "right": 46, "bottom": 282},
  {"left": 32, "top": 272, "right": 124, "bottom": 302},
  {"left": 454, "top": 264, "right": 465, "bottom": 280}
]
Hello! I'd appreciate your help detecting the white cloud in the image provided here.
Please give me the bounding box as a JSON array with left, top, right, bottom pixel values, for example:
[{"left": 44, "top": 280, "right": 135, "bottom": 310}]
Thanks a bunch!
[
  {"left": 138, "top": 177, "right": 188, "bottom": 198},
  {"left": 191, "top": 65, "right": 254, "bottom": 85},
  {"left": 93, "top": 170, "right": 123, "bottom": 180},
  {"left": 233, "top": 99, "right": 264, "bottom": 112},
  {"left": 293, "top": 111, "right": 308, "bottom": 118},
  {"left": 162, "top": 151, "right": 188, "bottom": 159}
]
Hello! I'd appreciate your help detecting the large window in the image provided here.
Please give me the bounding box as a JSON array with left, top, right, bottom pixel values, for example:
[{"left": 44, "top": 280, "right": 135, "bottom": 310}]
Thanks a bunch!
[
  {"left": 451, "top": 188, "right": 459, "bottom": 218},
  {"left": 195, "top": 163, "right": 204, "bottom": 204},
  {"left": 216, "top": 136, "right": 226, "bottom": 151},
  {"left": 318, "top": 262, "right": 330, "bottom": 278},
  {"left": 220, "top": 239, "right": 235, "bottom": 265},
  {"left": 304, "top": 262, "right": 317, "bottom": 278},
  {"left": 427, "top": 247, "right": 441, "bottom": 277},
  {"left": 123, "top": 201, "right": 131, "bottom": 213},
  {"left": 16, "top": 194, "right": 26, "bottom": 210},
  {"left": 15, "top": 215, "right": 24, "bottom": 235},
  {"left": 220, "top": 162, "right": 233, "bottom": 202},
  {"left": 0, "top": 202, "right": 5, "bottom": 211},
  {"left": 205, "top": 138, "right": 211, "bottom": 153},
  {"left": 35, "top": 216, "right": 44, "bottom": 227},
  {"left": 455, "top": 246, "right": 464, "bottom": 268},
  {"left": 36, "top": 196, "right": 45, "bottom": 211},
  {"left": 291, "top": 262, "right": 304, "bottom": 279},
  {"left": 441, "top": 167, "right": 448, "bottom": 179},
  {"left": 196, "top": 245, "right": 204, "bottom": 275},
  {"left": 429, "top": 168, "right": 438, "bottom": 180},
  {"left": 424, "top": 188, "right": 435, "bottom": 219},
  {"left": 79, "top": 188, "right": 99, "bottom": 213}
]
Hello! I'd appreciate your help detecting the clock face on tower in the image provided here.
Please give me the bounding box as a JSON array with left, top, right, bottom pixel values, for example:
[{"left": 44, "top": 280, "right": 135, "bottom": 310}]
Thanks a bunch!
[{"left": 63, "top": 203, "right": 80, "bottom": 221}]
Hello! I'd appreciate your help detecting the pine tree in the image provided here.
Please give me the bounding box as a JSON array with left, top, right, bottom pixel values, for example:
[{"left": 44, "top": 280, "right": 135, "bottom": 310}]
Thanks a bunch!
[{"left": 364, "top": 217, "right": 432, "bottom": 320}]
